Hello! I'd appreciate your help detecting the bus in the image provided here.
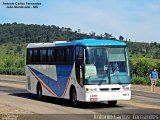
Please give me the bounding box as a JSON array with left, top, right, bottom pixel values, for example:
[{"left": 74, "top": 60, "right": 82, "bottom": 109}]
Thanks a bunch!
[{"left": 26, "top": 39, "right": 131, "bottom": 106}]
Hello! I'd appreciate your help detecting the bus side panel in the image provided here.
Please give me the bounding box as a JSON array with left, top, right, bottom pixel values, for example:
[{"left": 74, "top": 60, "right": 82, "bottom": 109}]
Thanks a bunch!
[
  {"left": 26, "top": 65, "right": 59, "bottom": 97},
  {"left": 26, "top": 64, "right": 82, "bottom": 99},
  {"left": 26, "top": 66, "right": 37, "bottom": 94}
]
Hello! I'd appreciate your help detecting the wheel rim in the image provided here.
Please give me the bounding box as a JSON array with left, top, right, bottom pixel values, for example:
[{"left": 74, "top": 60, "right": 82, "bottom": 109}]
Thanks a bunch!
[{"left": 72, "top": 92, "right": 77, "bottom": 105}]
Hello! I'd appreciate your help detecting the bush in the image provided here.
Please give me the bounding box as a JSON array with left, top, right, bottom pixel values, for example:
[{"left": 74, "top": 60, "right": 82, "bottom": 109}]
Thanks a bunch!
[
  {"left": 132, "top": 75, "right": 160, "bottom": 86},
  {"left": 131, "top": 75, "right": 150, "bottom": 85},
  {"left": 157, "top": 80, "right": 160, "bottom": 86},
  {"left": 0, "top": 67, "right": 25, "bottom": 75},
  {"left": 130, "top": 58, "right": 160, "bottom": 78}
]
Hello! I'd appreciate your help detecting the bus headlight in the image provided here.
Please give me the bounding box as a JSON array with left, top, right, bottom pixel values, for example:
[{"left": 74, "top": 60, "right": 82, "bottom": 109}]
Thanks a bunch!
[
  {"left": 86, "top": 88, "right": 97, "bottom": 92},
  {"left": 122, "top": 86, "right": 130, "bottom": 91}
]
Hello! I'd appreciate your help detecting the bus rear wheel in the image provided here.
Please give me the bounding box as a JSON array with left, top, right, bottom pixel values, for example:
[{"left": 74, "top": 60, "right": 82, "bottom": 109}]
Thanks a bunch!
[
  {"left": 70, "top": 89, "right": 78, "bottom": 106},
  {"left": 108, "top": 100, "right": 117, "bottom": 106},
  {"left": 37, "top": 83, "right": 43, "bottom": 100}
]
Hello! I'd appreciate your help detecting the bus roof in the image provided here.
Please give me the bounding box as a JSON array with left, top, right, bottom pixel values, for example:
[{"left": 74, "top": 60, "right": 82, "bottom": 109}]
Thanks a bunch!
[
  {"left": 56, "top": 39, "right": 126, "bottom": 46},
  {"left": 27, "top": 39, "right": 126, "bottom": 48}
]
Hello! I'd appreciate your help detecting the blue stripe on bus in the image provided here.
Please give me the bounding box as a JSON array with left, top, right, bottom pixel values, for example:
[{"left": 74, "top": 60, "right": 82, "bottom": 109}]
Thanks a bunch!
[{"left": 28, "top": 65, "right": 73, "bottom": 97}]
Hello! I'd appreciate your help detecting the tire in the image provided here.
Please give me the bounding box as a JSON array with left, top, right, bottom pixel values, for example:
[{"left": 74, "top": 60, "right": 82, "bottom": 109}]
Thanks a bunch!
[
  {"left": 70, "top": 89, "right": 78, "bottom": 106},
  {"left": 37, "top": 83, "right": 43, "bottom": 100},
  {"left": 108, "top": 100, "right": 117, "bottom": 106}
]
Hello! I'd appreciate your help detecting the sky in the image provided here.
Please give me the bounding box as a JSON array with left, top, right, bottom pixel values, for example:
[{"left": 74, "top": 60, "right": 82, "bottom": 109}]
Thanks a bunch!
[{"left": 0, "top": 0, "right": 160, "bottom": 43}]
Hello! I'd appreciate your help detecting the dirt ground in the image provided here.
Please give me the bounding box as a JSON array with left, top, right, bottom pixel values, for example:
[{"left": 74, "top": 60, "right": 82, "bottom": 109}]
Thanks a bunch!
[
  {"left": 0, "top": 104, "right": 31, "bottom": 114},
  {"left": 0, "top": 75, "right": 26, "bottom": 80},
  {"left": 132, "top": 84, "right": 160, "bottom": 94},
  {"left": 0, "top": 75, "right": 160, "bottom": 116}
]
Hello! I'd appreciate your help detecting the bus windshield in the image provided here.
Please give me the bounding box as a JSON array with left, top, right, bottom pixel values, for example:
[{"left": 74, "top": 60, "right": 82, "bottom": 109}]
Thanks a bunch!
[{"left": 85, "top": 47, "right": 131, "bottom": 85}]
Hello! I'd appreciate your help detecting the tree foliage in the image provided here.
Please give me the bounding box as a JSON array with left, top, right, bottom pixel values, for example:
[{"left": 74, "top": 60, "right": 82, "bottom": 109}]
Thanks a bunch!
[
  {"left": 0, "top": 23, "right": 116, "bottom": 43},
  {"left": 0, "top": 22, "right": 160, "bottom": 87}
]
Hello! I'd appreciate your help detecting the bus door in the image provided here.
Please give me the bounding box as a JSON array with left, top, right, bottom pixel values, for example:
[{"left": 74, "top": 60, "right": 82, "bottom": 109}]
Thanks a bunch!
[{"left": 75, "top": 46, "right": 85, "bottom": 86}]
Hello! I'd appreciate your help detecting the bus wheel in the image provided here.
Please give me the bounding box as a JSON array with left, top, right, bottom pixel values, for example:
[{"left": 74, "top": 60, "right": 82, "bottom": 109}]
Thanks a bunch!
[
  {"left": 108, "top": 100, "right": 117, "bottom": 106},
  {"left": 70, "top": 89, "right": 78, "bottom": 106},
  {"left": 37, "top": 83, "right": 43, "bottom": 100}
]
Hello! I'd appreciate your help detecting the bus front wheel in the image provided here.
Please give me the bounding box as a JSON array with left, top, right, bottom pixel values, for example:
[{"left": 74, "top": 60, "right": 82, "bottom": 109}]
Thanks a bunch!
[
  {"left": 37, "top": 83, "right": 43, "bottom": 100},
  {"left": 70, "top": 89, "right": 78, "bottom": 106},
  {"left": 108, "top": 100, "right": 117, "bottom": 106}
]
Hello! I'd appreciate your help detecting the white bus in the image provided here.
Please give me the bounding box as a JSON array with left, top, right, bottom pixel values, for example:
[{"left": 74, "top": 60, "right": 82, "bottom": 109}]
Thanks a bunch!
[{"left": 26, "top": 39, "right": 131, "bottom": 106}]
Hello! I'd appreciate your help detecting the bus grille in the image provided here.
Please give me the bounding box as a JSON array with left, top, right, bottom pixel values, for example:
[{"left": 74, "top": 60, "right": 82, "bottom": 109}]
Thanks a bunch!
[
  {"left": 111, "top": 88, "right": 120, "bottom": 90},
  {"left": 99, "top": 88, "right": 120, "bottom": 91},
  {"left": 99, "top": 88, "right": 109, "bottom": 91}
]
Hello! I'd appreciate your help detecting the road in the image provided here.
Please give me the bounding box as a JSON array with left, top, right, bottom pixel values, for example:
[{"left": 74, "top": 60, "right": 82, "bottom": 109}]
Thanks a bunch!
[{"left": 0, "top": 78, "right": 160, "bottom": 120}]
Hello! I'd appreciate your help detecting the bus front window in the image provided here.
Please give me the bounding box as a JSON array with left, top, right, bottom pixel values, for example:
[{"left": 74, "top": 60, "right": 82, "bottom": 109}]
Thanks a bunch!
[
  {"left": 85, "top": 47, "right": 109, "bottom": 85},
  {"left": 108, "top": 48, "right": 131, "bottom": 84},
  {"left": 84, "top": 47, "right": 131, "bottom": 85}
]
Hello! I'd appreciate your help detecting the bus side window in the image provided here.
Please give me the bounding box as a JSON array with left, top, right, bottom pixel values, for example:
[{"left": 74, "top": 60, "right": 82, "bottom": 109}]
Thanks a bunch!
[
  {"left": 56, "top": 48, "right": 65, "bottom": 64},
  {"left": 40, "top": 49, "right": 47, "bottom": 63},
  {"left": 34, "top": 49, "right": 40, "bottom": 64},
  {"left": 65, "top": 47, "right": 74, "bottom": 64},
  {"left": 48, "top": 48, "right": 55, "bottom": 64},
  {"left": 27, "top": 49, "right": 34, "bottom": 64}
]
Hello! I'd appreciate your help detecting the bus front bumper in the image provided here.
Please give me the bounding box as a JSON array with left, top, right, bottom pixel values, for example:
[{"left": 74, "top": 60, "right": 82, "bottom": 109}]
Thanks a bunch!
[{"left": 84, "top": 91, "right": 131, "bottom": 102}]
